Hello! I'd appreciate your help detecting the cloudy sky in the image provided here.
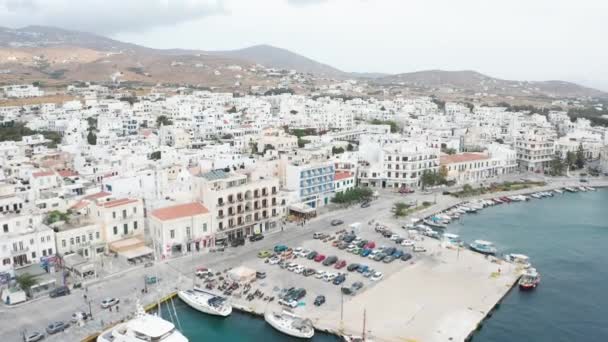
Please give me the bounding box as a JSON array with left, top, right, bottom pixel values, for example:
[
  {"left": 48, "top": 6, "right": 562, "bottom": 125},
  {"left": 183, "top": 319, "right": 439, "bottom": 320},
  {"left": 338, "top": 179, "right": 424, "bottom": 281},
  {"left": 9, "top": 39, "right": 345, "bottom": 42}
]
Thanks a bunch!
[{"left": 1, "top": 0, "right": 607, "bottom": 89}]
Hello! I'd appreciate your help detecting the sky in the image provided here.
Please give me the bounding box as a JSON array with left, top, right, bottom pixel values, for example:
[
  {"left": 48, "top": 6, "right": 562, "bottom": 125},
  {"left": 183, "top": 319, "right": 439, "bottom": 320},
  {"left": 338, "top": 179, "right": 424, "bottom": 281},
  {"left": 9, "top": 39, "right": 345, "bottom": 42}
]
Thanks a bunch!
[{"left": 1, "top": 0, "right": 607, "bottom": 90}]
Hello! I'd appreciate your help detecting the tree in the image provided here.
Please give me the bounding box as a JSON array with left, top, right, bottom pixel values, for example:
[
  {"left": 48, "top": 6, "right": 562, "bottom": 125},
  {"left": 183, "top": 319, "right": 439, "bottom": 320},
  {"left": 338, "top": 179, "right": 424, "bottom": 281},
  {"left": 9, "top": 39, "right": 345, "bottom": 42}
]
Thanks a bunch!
[
  {"left": 462, "top": 184, "right": 473, "bottom": 193},
  {"left": 150, "top": 151, "right": 161, "bottom": 160},
  {"left": 549, "top": 153, "right": 565, "bottom": 176},
  {"left": 331, "top": 187, "right": 373, "bottom": 205},
  {"left": 439, "top": 165, "right": 448, "bottom": 180},
  {"left": 15, "top": 273, "right": 38, "bottom": 295},
  {"left": 332, "top": 146, "right": 345, "bottom": 155},
  {"left": 227, "top": 106, "right": 238, "bottom": 113},
  {"left": 87, "top": 131, "right": 97, "bottom": 145},
  {"left": 575, "top": 143, "right": 585, "bottom": 169},
  {"left": 346, "top": 143, "right": 354, "bottom": 152},
  {"left": 263, "top": 144, "right": 274, "bottom": 153},
  {"left": 289, "top": 110, "right": 298, "bottom": 115},
  {"left": 566, "top": 151, "right": 577, "bottom": 169},
  {"left": 420, "top": 170, "right": 436, "bottom": 190},
  {"left": 392, "top": 202, "right": 410, "bottom": 217},
  {"left": 441, "top": 147, "right": 456, "bottom": 155},
  {"left": 369, "top": 119, "right": 399, "bottom": 133},
  {"left": 221, "top": 133, "right": 234, "bottom": 139},
  {"left": 156, "top": 115, "right": 173, "bottom": 127},
  {"left": 297, "top": 138, "right": 310, "bottom": 148},
  {"left": 250, "top": 142, "right": 258, "bottom": 155}
]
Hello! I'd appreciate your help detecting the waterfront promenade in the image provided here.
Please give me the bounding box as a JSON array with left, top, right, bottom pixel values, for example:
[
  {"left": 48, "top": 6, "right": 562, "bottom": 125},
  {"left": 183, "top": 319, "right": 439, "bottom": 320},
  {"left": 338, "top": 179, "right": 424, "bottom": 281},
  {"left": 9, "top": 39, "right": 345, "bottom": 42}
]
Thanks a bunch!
[{"left": 2, "top": 176, "right": 605, "bottom": 342}]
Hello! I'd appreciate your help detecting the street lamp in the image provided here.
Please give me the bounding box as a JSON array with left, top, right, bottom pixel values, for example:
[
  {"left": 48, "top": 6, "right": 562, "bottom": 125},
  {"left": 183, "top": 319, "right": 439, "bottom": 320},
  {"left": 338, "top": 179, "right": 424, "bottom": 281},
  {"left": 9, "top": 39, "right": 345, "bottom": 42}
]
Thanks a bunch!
[{"left": 88, "top": 299, "right": 93, "bottom": 319}]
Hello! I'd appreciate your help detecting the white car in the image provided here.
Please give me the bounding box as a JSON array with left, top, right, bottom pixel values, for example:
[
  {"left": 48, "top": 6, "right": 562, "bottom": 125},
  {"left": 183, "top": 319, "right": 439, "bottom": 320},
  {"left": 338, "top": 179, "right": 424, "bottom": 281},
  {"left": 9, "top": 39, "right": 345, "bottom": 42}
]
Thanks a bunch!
[
  {"left": 370, "top": 272, "right": 384, "bottom": 281},
  {"left": 390, "top": 234, "right": 400, "bottom": 241},
  {"left": 287, "top": 262, "right": 298, "bottom": 271},
  {"left": 413, "top": 246, "right": 427, "bottom": 252},
  {"left": 101, "top": 297, "right": 119, "bottom": 308},
  {"left": 268, "top": 256, "right": 281, "bottom": 265},
  {"left": 324, "top": 273, "right": 337, "bottom": 282},
  {"left": 353, "top": 238, "right": 363, "bottom": 244},
  {"left": 71, "top": 311, "right": 88, "bottom": 323},
  {"left": 401, "top": 239, "right": 414, "bottom": 247},
  {"left": 294, "top": 265, "right": 305, "bottom": 274},
  {"left": 315, "top": 270, "right": 327, "bottom": 279},
  {"left": 299, "top": 249, "right": 311, "bottom": 257},
  {"left": 368, "top": 250, "right": 380, "bottom": 259},
  {"left": 293, "top": 247, "right": 304, "bottom": 255}
]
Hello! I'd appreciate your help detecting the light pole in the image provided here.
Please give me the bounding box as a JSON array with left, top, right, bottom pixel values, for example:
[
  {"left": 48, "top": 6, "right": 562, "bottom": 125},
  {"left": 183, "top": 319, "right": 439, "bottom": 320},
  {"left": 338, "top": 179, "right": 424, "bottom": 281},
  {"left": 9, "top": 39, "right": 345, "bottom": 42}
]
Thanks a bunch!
[{"left": 88, "top": 299, "right": 93, "bottom": 319}]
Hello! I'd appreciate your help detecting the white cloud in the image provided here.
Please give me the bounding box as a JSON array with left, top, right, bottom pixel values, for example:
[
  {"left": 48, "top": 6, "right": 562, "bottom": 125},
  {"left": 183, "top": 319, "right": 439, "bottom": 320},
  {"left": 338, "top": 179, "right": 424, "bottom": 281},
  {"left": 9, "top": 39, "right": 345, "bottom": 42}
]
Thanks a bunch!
[{"left": 0, "top": 0, "right": 226, "bottom": 34}]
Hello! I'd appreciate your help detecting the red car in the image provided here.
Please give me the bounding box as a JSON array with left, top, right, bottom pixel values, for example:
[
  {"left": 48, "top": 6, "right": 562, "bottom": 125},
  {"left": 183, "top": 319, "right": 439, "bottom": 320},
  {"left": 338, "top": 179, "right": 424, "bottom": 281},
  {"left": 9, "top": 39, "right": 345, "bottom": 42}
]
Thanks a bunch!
[
  {"left": 314, "top": 254, "right": 326, "bottom": 262},
  {"left": 364, "top": 241, "right": 376, "bottom": 249},
  {"left": 398, "top": 187, "right": 414, "bottom": 194},
  {"left": 334, "top": 260, "right": 347, "bottom": 269}
]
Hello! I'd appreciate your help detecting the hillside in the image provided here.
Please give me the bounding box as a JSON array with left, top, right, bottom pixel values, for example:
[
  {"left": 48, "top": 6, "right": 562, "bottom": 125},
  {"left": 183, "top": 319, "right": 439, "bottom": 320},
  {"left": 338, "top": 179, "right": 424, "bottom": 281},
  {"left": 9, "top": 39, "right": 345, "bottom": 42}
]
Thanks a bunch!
[
  {"left": 207, "top": 44, "right": 344, "bottom": 76},
  {"left": 376, "top": 70, "right": 607, "bottom": 99}
]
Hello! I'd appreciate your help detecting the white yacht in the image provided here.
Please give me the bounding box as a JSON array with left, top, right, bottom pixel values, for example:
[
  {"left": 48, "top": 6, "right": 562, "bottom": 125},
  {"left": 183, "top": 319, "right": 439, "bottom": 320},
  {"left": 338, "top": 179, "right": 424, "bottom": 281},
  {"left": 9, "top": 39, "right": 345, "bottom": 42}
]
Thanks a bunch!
[
  {"left": 505, "top": 253, "right": 532, "bottom": 269},
  {"left": 264, "top": 310, "right": 314, "bottom": 339},
  {"left": 178, "top": 288, "right": 232, "bottom": 317},
  {"left": 97, "top": 305, "right": 188, "bottom": 342}
]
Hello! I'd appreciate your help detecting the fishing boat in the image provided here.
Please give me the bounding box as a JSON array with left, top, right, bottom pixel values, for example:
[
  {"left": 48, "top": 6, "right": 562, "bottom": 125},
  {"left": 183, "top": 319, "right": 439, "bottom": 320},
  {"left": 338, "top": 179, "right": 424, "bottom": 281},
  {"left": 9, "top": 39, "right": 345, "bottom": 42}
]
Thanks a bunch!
[
  {"left": 178, "top": 288, "right": 232, "bottom": 317},
  {"left": 423, "top": 219, "right": 447, "bottom": 229},
  {"left": 97, "top": 302, "right": 188, "bottom": 342},
  {"left": 469, "top": 240, "right": 497, "bottom": 255},
  {"left": 519, "top": 268, "right": 541, "bottom": 290},
  {"left": 265, "top": 310, "right": 314, "bottom": 339},
  {"left": 505, "top": 253, "right": 532, "bottom": 269},
  {"left": 554, "top": 189, "right": 563, "bottom": 194}
]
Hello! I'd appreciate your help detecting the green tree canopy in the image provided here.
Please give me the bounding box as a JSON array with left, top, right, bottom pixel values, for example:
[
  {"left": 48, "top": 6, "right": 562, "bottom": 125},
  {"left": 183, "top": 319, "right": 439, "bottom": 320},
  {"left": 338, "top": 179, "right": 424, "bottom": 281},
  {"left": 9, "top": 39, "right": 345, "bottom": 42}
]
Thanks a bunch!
[
  {"left": 156, "top": 115, "right": 173, "bottom": 127},
  {"left": 15, "top": 273, "right": 38, "bottom": 294}
]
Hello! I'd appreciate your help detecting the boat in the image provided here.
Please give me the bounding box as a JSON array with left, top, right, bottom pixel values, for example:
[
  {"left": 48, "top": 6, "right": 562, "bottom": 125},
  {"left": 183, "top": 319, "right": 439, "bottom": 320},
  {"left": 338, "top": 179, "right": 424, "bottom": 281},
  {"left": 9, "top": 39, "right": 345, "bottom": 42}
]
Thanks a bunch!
[
  {"left": 442, "top": 233, "right": 462, "bottom": 246},
  {"left": 492, "top": 198, "right": 504, "bottom": 204},
  {"left": 554, "top": 189, "right": 563, "bottom": 194},
  {"left": 509, "top": 195, "right": 528, "bottom": 202},
  {"left": 505, "top": 253, "right": 532, "bottom": 269},
  {"left": 530, "top": 193, "right": 543, "bottom": 199},
  {"left": 423, "top": 219, "right": 447, "bottom": 229},
  {"left": 519, "top": 268, "right": 541, "bottom": 290},
  {"left": 178, "top": 288, "right": 232, "bottom": 317},
  {"left": 586, "top": 186, "right": 596, "bottom": 191},
  {"left": 578, "top": 186, "right": 588, "bottom": 192},
  {"left": 469, "top": 240, "right": 497, "bottom": 255},
  {"left": 342, "top": 309, "right": 373, "bottom": 342},
  {"left": 264, "top": 310, "right": 314, "bottom": 339},
  {"left": 500, "top": 196, "right": 512, "bottom": 203},
  {"left": 97, "top": 302, "right": 188, "bottom": 342},
  {"left": 564, "top": 187, "right": 577, "bottom": 193}
]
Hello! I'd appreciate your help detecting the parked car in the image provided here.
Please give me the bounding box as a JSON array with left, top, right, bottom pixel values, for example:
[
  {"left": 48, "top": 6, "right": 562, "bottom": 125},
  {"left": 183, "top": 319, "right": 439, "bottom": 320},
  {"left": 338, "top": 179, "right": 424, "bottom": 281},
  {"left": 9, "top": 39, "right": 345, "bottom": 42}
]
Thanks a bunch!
[
  {"left": 360, "top": 201, "right": 371, "bottom": 208},
  {"left": 323, "top": 273, "right": 337, "bottom": 282},
  {"left": 356, "top": 240, "right": 368, "bottom": 248},
  {"left": 230, "top": 237, "right": 245, "bottom": 247},
  {"left": 401, "top": 239, "right": 414, "bottom": 247},
  {"left": 257, "top": 250, "right": 272, "bottom": 258},
  {"left": 294, "top": 265, "right": 305, "bottom": 274},
  {"left": 382, "top": 255, "right": 396, "bottom": 263},
  {"left": 347, "top": 263, "right": 360, "bottom": 272},
  {"left": 322, "top": 256, "right": 338, "bottom": 266},
  {"left": 371, "top": 272, "right": 384, "bottom": 281},
  {"left": 351, "top": 281, "right": 364, "bottom": 291},
  {"left": 382, "top": 231, "right": 393, "bottom": 238},
  {"left": 49, "top": 286, "right": 70, "bottom": 298},
  {"left": 333, "top": 274, "right": 346, "bottom": 285},
  {"left": 375, "top": 226, "right": 385, "bottom": 233},
  {"left": 274, "top": 245, "right": 288, "bottom": 253},
  {"left": 303, "top": 268, "right": 316, "bottom": 277},
  {"left": 307, "top": 251, "right": 318, "bottom": 260},
  {"left": 71, "top": 311, "right": 88, "bottom": 323},
  {"left": 46, "top": 321, "right": 68, "bottom": 334},
  {"left": 287, "top": 263, "right": 298, "bottom": 272},
  {"left": 268, "top": 256, "right": 281, "bottom": 265},
  {"left": 279, "top": 299, "right": 299, "bottom": 308},
  {"left": 314, "top": 295, "right": 326, "bottom": 306},
  {"left": 360, "top": 249, "right": 372, "bottom": 257},
  {"left": 356, "top": 265, "right": 369, "bottom": 273},
  {"left": 24, "top": 332, "right": 45, "bottom": 342},
  {"left": 413, "top": 246, "right": 427, "bottom": 252},
  {"left": 256, "top": 271, "right": 267, "bottom": 279},
  {"left": 334, "top": 260, "right": 347, "bottom": 269},
  {"left": 401, "top": 253, "right": 413, "bottom": 261},
  {"left": 394, "top": 238, "right": 404, "bottom": 244},
  {"left": 101, "top": 297, "right": 120, "bottom": 309},
  {"left": 384, "top": 247, "right": 397, "bottom": 255},
  {"left": 315, "top": 270, "right": 327, "bottom": 279},
  {"left": 330, "top": 219, "right": 344, "bottom": 226},
  {"left": 249, "top": 234, "right": 264, "bottom": 242},
  {"left": 343, "top": 234, "right": 356, "bottom": 243},
  {"left": 313, "top": 232, "right": 325, "bottom": 239},
  {"left": 389, "top": 234, "right": 400, "bottom": 241},
  {"left": 373, "top": 253, "right": 386, "bottom": 261},
  {"left": 341, "top": 287, "right": 353, "bottom": 295},
  {"left": 314, "top": 254, "right": 326, "bottom": 262}
]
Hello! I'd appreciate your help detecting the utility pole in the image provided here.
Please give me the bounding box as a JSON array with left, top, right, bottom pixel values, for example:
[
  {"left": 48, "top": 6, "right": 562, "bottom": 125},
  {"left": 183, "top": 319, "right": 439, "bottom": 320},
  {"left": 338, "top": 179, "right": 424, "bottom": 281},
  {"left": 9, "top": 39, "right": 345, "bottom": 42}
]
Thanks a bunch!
[
  {"left": 88, "top": 300, "right": 93, "bottom": 319},
  {"left": 340, "top": 290, "right": 344, "bottom": 333}
]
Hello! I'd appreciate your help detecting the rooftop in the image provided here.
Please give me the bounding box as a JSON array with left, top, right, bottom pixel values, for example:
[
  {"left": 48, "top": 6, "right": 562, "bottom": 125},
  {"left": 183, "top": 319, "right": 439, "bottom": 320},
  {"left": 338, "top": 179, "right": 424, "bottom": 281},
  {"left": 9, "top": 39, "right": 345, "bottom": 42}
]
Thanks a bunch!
[
  {"left": 101, "top": 198, "right": 139, "bottom": 208},
  {"left": 150, "top": 202, "right": 209, "bottom": 221},
  {"left": 32, "top": 170, "right": 55, "bottom": 178},
  {"left": 440, "top": 153, "right": 489, "bottom": 164},
  {"left": 199, "top": 169, "right": 230, "bottom": 180},
  {"left": 334, "top": 171, "right": 354, "bottom": 181}
]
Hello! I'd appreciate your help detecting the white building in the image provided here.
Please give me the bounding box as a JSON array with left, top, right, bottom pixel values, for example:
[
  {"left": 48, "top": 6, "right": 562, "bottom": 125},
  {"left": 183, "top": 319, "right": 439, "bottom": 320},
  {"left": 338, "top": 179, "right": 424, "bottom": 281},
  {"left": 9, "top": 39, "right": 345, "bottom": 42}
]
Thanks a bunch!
[
  {"left": 285, "top": 160, "right": 335, "bottom": 208},
  {"left": 1, "top": 84, "right": 44, "bottom": 98}
]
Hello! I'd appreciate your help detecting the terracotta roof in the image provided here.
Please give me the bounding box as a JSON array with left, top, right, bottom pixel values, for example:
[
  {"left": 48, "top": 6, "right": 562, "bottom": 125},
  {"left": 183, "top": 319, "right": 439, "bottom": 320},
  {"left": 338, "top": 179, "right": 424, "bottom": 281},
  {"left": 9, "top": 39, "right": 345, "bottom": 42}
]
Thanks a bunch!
[
  {"left": 84, "top": 191, "right": 112, "bottom": 200},
  {"left": 32, "top": 170, "right": 55, "bottom": 178},
  {"left": 57, "top": 170, "right": 79, "bottom": 177},
  {"left": 440, "top": 153, "right": 489, "bottom": 165},
  {"left": 150, "top": 202, "right": 209, "bottom": 221},
  {"left": 334, "top": 171, "right": 354, "bottom": 181},
  {"left": 70, "top": 200, "right": 89, "bottom": 210},
  {"left": 102, "top": 198, "right": 139, "bottom": 208}
]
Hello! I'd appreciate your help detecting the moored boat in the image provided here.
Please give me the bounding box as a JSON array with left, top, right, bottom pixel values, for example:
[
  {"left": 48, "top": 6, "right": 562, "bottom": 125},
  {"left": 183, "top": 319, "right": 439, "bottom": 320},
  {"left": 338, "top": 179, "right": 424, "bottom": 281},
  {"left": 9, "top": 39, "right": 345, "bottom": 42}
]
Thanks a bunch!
[
  {"left": 519, "top": 268, "right": 541, "bottom": 290},
  {"left": 505, "top": 253, "right": 532, "bottom": 269},
  {"left": 264, "top": 310, "right": 314, "bottom": 339},
  {"left": 554, "top": 189, "right": 563, "bottom": 194},
  {"left": 178, "top": 288, "right": 232, "bottom": 317},
  {"left": 469, "top": 240, "right": 497, "bottom": 255},
  {"left": 423, "top": 219, "right": 447, "bottom": 229}
]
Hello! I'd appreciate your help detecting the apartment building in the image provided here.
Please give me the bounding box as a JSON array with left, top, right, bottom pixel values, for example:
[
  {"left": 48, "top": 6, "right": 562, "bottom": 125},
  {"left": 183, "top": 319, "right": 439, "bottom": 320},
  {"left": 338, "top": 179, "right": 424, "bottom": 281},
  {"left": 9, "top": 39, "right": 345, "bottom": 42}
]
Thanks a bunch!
[
  {"left": 1, "top": 84, "right": 44, "bottom": 98},
  {"left": 285, "top": 160, "right": 335, "bottom": 208},
  {"left": 54, "top": 218, "right": 104, "bottom": 260},
  {"left": 194, "top": 170, "right": 281, "bottom": 242},
  {"left": 0, "top": 212, "right": 54, "bottom": 275},
  {"left": 516, "top": 134, "right": 556, "bottom": 172},
  {"left": 334, "top": 171, "right": 355, "bottom": 195},
  {"left": 440, "top": 153, "right": 500, "bottom": 184},
  {"left": 149, "top": 202, "right": 212, "bottom": 259},
  {"left": 91, "top": 198, "right": 145, "bottom": 244}
]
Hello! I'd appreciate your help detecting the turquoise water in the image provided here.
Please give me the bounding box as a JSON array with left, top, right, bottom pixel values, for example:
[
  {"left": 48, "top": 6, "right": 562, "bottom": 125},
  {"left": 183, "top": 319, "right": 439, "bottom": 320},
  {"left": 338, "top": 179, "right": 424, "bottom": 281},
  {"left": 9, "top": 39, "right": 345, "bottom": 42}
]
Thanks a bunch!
[
  {"left": 160, "top": 299, "right": 340, "bottom": 342},
  {"left": 161, "top": 189, "right": 607, "bottom": 341},
  {"left": 448, "top": 189, "right": 608, "bottom": 342}
]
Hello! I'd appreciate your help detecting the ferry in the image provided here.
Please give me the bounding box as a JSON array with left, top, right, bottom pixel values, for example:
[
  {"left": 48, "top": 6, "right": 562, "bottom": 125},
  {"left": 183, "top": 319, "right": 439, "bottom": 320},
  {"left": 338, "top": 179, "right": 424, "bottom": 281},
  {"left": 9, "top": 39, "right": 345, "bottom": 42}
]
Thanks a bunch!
[
  {"left": 264, "top": 310, "right": 315, "bottom": 339},
  {"left": 97, "top": 303, "right": 188, "bottom": 342},
  {"left": 519, "top": 268, "right": 541, "bottom": 290},
  {"left": 178, "top": 288, "right": 232, "bottom": 317},
  {"left": 505, "top": 253, "right": 531, "bottom": 269},
  {"left": 469, "top": 240, "right": 497, "bottom": 255}
]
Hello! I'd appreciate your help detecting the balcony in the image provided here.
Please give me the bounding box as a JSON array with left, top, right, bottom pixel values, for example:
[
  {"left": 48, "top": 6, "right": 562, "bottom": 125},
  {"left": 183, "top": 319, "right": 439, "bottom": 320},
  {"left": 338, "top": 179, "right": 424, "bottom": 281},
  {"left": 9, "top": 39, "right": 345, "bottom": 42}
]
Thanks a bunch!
[
  {"left": 217, "top": 202, "right": 225, "bottom": 207},
  {"left": 217, "top": 214, "right": 224, "bottom": 219}
]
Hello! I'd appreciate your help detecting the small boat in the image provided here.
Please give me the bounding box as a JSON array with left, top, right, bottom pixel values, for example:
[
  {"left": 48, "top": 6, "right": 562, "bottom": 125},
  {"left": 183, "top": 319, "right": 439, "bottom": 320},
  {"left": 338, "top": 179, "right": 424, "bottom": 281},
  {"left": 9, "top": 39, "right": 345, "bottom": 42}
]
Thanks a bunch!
[
  {"left": 585, "top": 186, "right": 596, "bottom": 191},
  {"left": 97, "top": 302, "right": 188, "bottom": 342},
  {"left": 564, "top": 187, "right": 577, "bottom": 193},
  {"left": 530, "top": 193, "right": 543, "bottom": 199},
  {"left": 442, "top": 233, "right": 462, "bottom": 246},
  {"left": 554, "top": 189, "right": 563, "bottom": 194},
  {"left": 509, "top": 195, "right": 528, "bottom": 202},
  {"left": 423, "top": 219, "right": 447, "bottom": 229},
  {"left": 542, "top": 191, "right": 554, "bottom": 197},
  {"left": 469, "top": 240, "right": 497, "bottom": 255},
  {"left": 577, "top": 186, "right": 588, "bottom": 192},
  {"left": 505, "top": 253, "right": 531, "bottom": 269},
  {"left": 492, "top": 198, "right": 504, "bottom": 204},
  {"left": 500, "top": 196, "right": 512, "bottom": 203},
  {"left": 519, "top": 268, "right": 541, "bottom": 290},
  {"left": 265, "top": 310, "right": 314, "bottom": 339},
  {"left": 178, "top": 288, "right": 232, "bottom": 317}
]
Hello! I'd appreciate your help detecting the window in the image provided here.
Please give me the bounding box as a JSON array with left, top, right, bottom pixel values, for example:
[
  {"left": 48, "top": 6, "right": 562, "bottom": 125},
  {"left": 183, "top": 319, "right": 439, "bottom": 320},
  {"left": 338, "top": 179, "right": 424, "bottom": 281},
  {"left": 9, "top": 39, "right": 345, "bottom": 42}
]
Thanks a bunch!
[
  {"left": 48, "top": 248, "right": 52, "bottom": 255},
  {"left": 123, "top": 224, "right": 128, "bottom": 235},
  {"left": 112, "top": 211, "right": 116, "bottom": 219},
  {"left": 203, "top": 223, "right": 207, "bottom": 232},
  {"left": 2, "top": 258, "right": 10, "bottom": 265},
  {"left": 30, "top": 239, "right": 34, "bottom": 245},
  {"left": 42, "top": 249, "right": 47, "bottom": 257},
  {"left": 81, "top": 235, "right": 86, "bottom": 242},
  {"left": 186, "top": 227, "right": 191, "bottom": 239},
  {"left": 133, "top": 221, "right": 138, "bottom": 230},
  {"left": 133, "top": 207, "right": 137, "bottom": 214},
  {"left": 113, "top": 226, "right": 118, "bottom": 235},
  {"left": 170, "top": 230, "right": 175, "bottom": 239},
  {"left": 47, "top": 236, "right": 50, "bottom": 242},
  {"left": 96, "top": 232, "right": 100, "bottom": 239},
  {"left": 122, "top": 210, "right": 127, "bottom": 219},
  {"left": 89, "top": 233, "right": 93, "bottom": 241},
  {"left": 76, "top": 236, "right": 80, "bottom": 244}
]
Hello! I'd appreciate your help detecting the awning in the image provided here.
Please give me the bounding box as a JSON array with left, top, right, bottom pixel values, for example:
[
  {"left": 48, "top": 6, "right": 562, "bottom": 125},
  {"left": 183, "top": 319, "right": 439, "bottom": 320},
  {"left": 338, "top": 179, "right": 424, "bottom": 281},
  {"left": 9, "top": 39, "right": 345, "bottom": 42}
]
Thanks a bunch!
[
  {"left": 119, "top": 246, "right": 154, "bottom": 260},
  {"left": 289, "top": 203, "right": 316, "bottom": 214}
]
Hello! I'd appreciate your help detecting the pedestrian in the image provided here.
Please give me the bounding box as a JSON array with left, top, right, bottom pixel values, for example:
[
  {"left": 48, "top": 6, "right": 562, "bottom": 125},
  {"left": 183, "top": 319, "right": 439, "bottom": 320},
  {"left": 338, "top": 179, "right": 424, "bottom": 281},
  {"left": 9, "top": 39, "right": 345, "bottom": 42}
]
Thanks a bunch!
[
  {"left": 109, "top": 306, "right": 112, "bottom": 312},
  {"left": 116, "top": 305, "right": 119, "bottom": 312},
  {"left": 83, "top": 294, "right": 87, "bottom": 301}
]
